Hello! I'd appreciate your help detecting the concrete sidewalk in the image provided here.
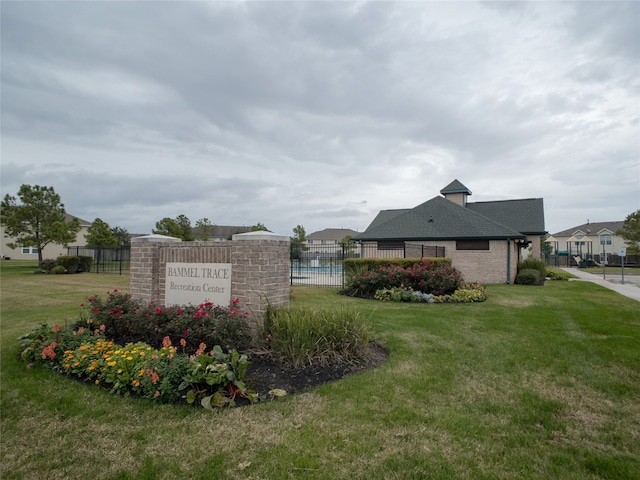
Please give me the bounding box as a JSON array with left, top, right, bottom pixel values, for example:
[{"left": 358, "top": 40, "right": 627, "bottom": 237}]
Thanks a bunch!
[{"left": 561, "top": 268, "right": 640, "bottom": 302}]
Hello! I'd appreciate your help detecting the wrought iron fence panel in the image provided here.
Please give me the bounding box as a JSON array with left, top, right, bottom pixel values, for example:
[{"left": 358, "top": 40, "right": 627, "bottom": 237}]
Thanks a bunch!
[
  {"left": 290, "top": 242, "right": 446, "bottom": 288},
  {"left": 66, "top": 246, "right": 131, "bottom": 274}
]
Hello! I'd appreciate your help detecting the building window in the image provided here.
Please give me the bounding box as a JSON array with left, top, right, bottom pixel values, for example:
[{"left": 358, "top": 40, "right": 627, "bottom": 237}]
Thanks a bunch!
[
  {"left": 456, "top": 240, "right": 490, "bottom": 251},
  {"left": 308, "top": 240, "right": 314, "bottom": 244},
  {"left": 600, "top": 234, "right": 612, "bottom": 245},
  {"left": 21, "top": 246, "right": 38, "bottom": 254}
]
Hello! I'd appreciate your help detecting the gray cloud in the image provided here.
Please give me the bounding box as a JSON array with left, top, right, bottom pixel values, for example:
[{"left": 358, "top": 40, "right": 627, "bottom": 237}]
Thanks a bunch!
[{"left": 1, "top": 1, "right": 638, "bottom": 237}]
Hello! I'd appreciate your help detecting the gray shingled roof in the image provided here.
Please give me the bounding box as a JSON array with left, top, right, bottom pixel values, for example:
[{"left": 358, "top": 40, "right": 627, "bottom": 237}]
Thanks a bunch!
[
  {"left": 354, "top": 196, "right": 525, "bottom": 241},
  {"left": 551, "top": 220, "right": 624, "bottom": 237},
  {"left": 307, "top": 228, "right": 359, "bottom": 241},
  {"left": 467, "top": 198, "right": 546, "bottom": 235},
  {"left": 440, "top": 179, "right": 472, "bottom": 195}
]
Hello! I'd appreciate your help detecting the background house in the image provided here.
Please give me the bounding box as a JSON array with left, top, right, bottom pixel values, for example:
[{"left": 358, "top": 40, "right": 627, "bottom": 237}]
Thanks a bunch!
[
  {"left": 354, "top": 180, "right": 546, "bottom": 284},
  {"left": 306, "top": 228, "right": 359, "bottom": 253},
  {"left": 547, "top": 220, "right": 629, "bottom": 266},
  {"left": 0, "top": 214, "right": 91, "bottom": 260}
]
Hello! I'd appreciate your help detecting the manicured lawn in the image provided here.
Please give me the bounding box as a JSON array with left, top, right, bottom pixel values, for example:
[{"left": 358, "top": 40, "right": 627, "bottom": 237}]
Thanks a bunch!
[{"left": 1, "top": 261, "right": 639, "bottom": 479}]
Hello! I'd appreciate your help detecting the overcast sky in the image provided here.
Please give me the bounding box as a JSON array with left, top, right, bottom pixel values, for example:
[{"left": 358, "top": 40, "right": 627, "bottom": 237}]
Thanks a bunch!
[{"left": 2, "top": 1, "right": 638, "bottom": 237}]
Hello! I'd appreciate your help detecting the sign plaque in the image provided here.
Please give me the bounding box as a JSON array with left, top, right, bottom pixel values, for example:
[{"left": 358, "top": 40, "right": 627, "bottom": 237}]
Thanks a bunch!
[{"left": 165, "top": 262, "right": 232, "bottom": 306}]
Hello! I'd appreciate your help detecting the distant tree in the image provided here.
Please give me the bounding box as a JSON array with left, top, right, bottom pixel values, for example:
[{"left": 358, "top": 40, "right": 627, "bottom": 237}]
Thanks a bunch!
[
  {"left": 153, "top": 217, "right": 183, "bottom": 239},
  {"left": 111, "top": 226, "right": 130, "bottom": 247},
  {"left": 85, "top": 218, "right": 117, "bottom": 247},
  {"left": 251, "top": 223, "right": 270, "bottom": 232},
  {"left": 175, "top": 214, "right": 195, "bottom": 241},
  {"left": 541, "top": 238, "right": 553, "bottom": 257},
  {"left": 339, "top": 235, "right": 356, "bottom": 255},
  {"left": 291, "top": 225, "right": 308, "bottom": 259},
  {"left": 0, "top": 184, "right": 81, "bottom": 263},
  {"left": 617, "top": 210, "right": 640, "bottom": 254},
  {"left": 194, "top": 218, "right": 215, "bottom": 241}
]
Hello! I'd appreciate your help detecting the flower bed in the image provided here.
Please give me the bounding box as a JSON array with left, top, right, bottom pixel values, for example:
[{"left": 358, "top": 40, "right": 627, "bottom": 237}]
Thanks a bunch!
[
  {"left": 373, "top": 282, "right": 487, "bottom": 303},
  {"left": 343, "top": 259, "right": 487, "bottom": 304},
  {"left": 18, "top": 294, "right": 257, "bottom": 409}
]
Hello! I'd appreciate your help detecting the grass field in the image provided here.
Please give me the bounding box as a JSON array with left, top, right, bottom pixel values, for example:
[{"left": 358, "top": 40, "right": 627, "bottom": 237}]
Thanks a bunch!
[{"left": 1, "top": 261, "right": 639, "bottom": 479}]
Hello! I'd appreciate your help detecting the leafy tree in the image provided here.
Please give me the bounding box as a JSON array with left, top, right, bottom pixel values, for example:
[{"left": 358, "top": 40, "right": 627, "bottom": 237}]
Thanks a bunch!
[
  {"left": 175, "top": 214, "right": 195, "bottom": 241},
  {"left": 153, "top": 217, "right": 182, "bottom": 239},
  {"left": 153, "top": 215, "right": 194, "bottom": 241},
  {"left": 1, "top": 184, "right": 81, "bottom": 263},
  {"left": 251, "top": 223, "right": 270, "bottom": 232},
  {"left": 617, "top": 209, "right": 640, "bottom": 254},
  {"left": 339, "top": 235, "right": 357, "bottom": 255},
  {"left": 194, "top": 218, "right": 215, "bottom": 241},
  {"left": 85, "top": 218, "right": 117, "bottom": 247},
  {"left": 111, "top": 226, "right": 131, "bottom": 247},
  {"left": 541, "top": 238, "right": 553, "bottom": 257},
  {"left": 290, "top": 225, "right": 308, "bottom": 258}
]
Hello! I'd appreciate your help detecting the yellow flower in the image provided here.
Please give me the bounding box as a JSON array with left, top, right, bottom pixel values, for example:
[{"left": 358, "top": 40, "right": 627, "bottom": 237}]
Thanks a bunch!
[
  {"left": 126, "top": 356, "right": 133, "bottom": 361},
  {"left": 107, "top": 361, "right": 117, "bottom": 367}
]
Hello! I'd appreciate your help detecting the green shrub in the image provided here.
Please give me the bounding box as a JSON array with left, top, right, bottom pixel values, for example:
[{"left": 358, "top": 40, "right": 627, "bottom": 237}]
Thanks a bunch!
[
  {"left": 77, "top": 256, "right": 93, "bottom": 272},
  {"left": 516, "top": 268, "right": 541, "bottom": 285},
  {"left": 39, "top": 259, "right": 57, "bottom": 273},
  {"left": 344, "top": 257, "right": 451, "bottom": 279},
  {"left": 56, "top": 255, "right": 80, "bottom": 274},
  {"left": 517, "top": 258, "right": 546, "bottom": 278},
  {"left": 374, "top": 283, "right": 488, "bottom": 303},
  {"left": 374, "top": 287, "right": 435, "bottom": 303},
  {"left": 547, "top": 269, "right": 571, "bottom": 281},
  {"left": 51, "top": 265, "right": 67, "bottom": 274},
  {"left": 262, "top": 305, "right": 370, "bottom": 367},
  {"left": 433, "top": 283, "right": 488, "bottom": 303}
]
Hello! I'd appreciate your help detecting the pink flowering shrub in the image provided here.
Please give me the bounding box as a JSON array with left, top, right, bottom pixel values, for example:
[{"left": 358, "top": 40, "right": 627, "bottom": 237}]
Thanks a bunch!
[
  {"left": 345, "top": 258, "right": 463, "bottom": 297},
  {"left": 74, "top": 290, "right": 252, "bottom": 354}
]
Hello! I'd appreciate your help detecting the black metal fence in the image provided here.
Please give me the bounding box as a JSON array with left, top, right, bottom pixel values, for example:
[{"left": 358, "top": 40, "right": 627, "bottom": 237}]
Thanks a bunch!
[
  {"left": 290, "top": 242, "right": 446, "bottom": 288},
  {"left": 545, "top": 253, "right": 638, "bottom": 268},
  {"left": 66, "top": 246, "right": 131, "bottom": 274}
]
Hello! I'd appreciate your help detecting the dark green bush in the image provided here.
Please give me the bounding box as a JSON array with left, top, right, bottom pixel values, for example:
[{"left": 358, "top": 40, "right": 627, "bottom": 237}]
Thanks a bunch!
[
  {"left": 56, "top": 255, "right": 80, "bottom": 274},
  {"left": 39, "top": 259, "right": 57, "bottom": 273},
  {"left": 77, "top": 256, "right": 93, "bottom": 272},
  {"left": 517, "top": 258, "right": 546, "bottom": 278},
  {"left": 344, "top": 257, "right": 451, "bottom": 278},
  {"left": 515, "top": 268, "right": 541, "bottom": 285}
]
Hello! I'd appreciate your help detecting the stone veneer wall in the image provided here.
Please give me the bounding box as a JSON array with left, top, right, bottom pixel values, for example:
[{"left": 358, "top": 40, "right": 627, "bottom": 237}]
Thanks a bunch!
[{"left": 130, "top": 232, "right": 290, "bottom": 333}]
